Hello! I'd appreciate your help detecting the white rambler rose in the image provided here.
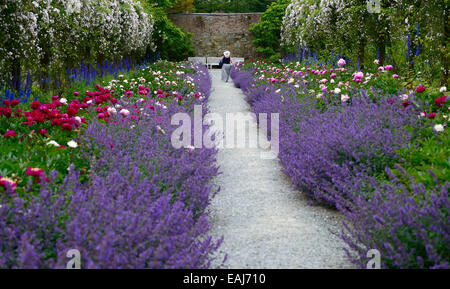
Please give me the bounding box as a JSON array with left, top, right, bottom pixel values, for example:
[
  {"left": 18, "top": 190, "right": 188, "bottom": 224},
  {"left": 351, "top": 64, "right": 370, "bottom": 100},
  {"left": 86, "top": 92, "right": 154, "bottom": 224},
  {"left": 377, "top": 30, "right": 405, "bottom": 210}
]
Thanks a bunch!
[
  {"left": 440, "top": 87, "right": 447, "bottom": 93},
  {"left": 334, "top": 88, "right": 341, "bottom": 94},
  {"left": 60, "top": 98, "right": 68, "bottom": 104}
]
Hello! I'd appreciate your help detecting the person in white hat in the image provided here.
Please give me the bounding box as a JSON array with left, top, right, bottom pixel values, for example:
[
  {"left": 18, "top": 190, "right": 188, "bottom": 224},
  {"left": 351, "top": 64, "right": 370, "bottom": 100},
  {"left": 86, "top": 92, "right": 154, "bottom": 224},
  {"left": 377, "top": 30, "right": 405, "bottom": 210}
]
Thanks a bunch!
[{"left": 220, "top": 51, "right": 234, "bottom": 82}]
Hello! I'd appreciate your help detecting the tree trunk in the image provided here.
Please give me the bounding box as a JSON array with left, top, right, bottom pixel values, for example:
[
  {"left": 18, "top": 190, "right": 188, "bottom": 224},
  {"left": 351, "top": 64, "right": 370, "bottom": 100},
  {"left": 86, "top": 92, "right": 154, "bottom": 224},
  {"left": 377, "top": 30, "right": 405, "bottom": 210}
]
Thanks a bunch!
[{"left": 358, "top": 38, "right": 366, "bottom": 70}]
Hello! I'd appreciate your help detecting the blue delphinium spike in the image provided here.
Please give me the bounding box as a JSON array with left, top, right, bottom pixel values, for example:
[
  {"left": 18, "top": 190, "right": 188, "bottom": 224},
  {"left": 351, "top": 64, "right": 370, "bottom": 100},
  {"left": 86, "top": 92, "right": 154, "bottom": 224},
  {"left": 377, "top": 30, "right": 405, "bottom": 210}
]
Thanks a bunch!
[{"left": 406, "top": 34, "right": 411, "bottom": 61}]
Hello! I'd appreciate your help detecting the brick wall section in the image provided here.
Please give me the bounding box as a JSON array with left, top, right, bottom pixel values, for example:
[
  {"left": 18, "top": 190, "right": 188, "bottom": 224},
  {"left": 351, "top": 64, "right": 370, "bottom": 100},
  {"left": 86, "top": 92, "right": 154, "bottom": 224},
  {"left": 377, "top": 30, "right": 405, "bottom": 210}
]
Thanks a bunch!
[{"left": 168, "top": 13, "right": 262, "bottom": 58}]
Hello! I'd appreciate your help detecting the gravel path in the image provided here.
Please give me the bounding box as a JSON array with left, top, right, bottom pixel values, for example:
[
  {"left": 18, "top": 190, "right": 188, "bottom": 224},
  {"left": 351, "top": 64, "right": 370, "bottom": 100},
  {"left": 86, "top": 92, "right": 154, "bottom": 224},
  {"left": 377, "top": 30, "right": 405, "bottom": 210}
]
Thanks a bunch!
[{"left": 207, "top": 69, "right": 355, "bottom": 269}]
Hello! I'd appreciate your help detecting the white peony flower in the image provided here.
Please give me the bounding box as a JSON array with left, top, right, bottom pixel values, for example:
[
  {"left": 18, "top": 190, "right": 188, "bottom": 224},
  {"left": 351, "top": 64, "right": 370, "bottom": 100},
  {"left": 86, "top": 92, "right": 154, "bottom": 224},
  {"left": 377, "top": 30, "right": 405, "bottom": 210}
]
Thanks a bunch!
[
  {"left": 67, "top": 140, "right": 78, "bottom": 148},
  {"left": 47, "top": 140, "right": 60, "bottom": 147},
  {"left": 434, "top": 124, "right": 444, "bottom": 132}
]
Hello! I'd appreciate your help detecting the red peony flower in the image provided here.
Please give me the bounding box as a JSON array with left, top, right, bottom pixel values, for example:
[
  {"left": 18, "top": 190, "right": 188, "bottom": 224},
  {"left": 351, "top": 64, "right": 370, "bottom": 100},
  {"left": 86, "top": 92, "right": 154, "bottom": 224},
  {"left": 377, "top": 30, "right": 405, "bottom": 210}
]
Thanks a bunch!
[
  {"left": 4, "top": 130, "right": 16, "bottom": 138},
  {"left": 416, "top": 84, "right": 426, "bottom": 93},
  {"left": 31, "top": 100, "right": 41, "bottom": 109},
  {"left": 61, "top": 123, "right": 73, "bottom": 131},
  {"left": 402, "top": 100, "right": 411, "bottom": 109},
  {"left": 67, "top": 105, "right": 79, "bottom": 117},
  {"left": 435, "top": 96, "right": 447, "bottom": 108},
  {"left": 428, "top": 112, "right": 436, "bottom": 119},
  {"left": 10, "top": 99, "right": 20, "bottom": 107},
  {"left": 38, "top": 128, "right": 48, "bottom": 136}
]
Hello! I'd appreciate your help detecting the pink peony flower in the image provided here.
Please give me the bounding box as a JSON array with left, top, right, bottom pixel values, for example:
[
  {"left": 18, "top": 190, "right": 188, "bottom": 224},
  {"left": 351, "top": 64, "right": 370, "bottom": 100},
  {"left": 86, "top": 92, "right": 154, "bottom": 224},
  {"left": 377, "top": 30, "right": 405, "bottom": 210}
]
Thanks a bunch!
[
  {"left": 120, "top": 109, "right": 130, "bottom": 117},
  {"left": 385, "top": 65, "right": 393, "bottom": 71},
  {"left": 337, "top": 58, "right": 346, "bottom": 67},
  {"left": 0, "top": 175, "right": 16, "bottom": 193}
]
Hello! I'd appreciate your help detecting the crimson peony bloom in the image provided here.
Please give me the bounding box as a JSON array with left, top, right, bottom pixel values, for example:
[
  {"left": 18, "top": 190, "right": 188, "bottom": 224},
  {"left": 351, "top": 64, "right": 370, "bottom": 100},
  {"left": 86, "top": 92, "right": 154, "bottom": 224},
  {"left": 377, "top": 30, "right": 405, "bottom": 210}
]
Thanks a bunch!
[
  {"left": 434, "top": 96, "right": 447, "bottom": 107},
  {"left": 10, "top": 99, "right": 20, "bottom": 107},
  {"left": 4, "top": 130, "right": 16, "bottom": 138},
  {"left": 25, "top": 167, "right": 49, "bottom": 183},
  {"left": 38, "top": 129, "right": 48, "bottom": 136},
  {"left": 428, "top": 112, "right": 436, "bottom": 119},
  {"left": 416, "top": 84, "right": 426, "bottom": 93},
  {"left": 31, "top": 100, "right": 41, "bottom": 109},
  {"left": 61, "top": 123, "right": 73, "bottom": 131},
  {"left": 402, "top": 100, "right": 411, "bottom": 109}
]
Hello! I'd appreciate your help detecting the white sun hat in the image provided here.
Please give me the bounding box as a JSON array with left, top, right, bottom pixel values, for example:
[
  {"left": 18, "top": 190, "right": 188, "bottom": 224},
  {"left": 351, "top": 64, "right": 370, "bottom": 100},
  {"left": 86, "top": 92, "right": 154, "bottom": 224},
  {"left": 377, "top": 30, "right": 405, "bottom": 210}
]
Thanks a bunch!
[{"left": 224, "top": 51, "right": 230, "bottom": 57}]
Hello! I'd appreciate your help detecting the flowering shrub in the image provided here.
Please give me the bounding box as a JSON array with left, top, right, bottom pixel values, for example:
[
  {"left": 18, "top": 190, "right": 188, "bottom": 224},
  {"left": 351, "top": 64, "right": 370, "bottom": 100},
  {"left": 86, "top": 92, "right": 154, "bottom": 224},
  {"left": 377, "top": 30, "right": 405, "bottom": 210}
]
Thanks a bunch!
[
  {"left": 0, "top": 0, "right": 155, "bottom": 88},
  {"left": 233, "top": 59, "right": 449, "bottom": 268},
  {"left": 280, "top": 0, "right": 448, "bottom": 85}
]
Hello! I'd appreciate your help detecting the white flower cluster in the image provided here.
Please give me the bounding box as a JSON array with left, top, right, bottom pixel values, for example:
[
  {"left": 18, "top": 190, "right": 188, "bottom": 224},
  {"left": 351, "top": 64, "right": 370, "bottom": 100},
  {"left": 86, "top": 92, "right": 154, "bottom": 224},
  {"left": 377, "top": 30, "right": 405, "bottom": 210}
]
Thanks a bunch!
[
  {"left": 0, "top": 0, "right": 154, "bottom": 74},
  {"left": 281, "top": 0, "right": 349, "bottom": 48}
]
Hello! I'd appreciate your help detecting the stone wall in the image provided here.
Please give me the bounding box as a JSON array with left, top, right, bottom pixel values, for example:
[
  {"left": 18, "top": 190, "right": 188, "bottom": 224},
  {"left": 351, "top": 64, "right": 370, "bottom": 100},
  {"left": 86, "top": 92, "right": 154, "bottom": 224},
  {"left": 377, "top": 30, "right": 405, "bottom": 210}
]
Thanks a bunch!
[{"left": 169, "top": 13, "right": 262, "bottom": 58}]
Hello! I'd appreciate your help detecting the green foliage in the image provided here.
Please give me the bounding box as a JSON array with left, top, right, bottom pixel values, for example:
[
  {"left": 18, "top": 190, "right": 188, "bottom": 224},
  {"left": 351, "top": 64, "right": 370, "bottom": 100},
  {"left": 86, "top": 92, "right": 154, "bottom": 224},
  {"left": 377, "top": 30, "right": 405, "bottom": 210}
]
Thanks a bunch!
[
  {"left": 395, "top": 124, "right": 450, "bottom": 189},
  {"left": 152, "top": 9, "right": 195, "bottom": 61},
  {"left": 249, "top": 0, "right": 290, "bottom": 56},
  {"left": 193, "top": 0, "right": 275, "bottom": 13}
]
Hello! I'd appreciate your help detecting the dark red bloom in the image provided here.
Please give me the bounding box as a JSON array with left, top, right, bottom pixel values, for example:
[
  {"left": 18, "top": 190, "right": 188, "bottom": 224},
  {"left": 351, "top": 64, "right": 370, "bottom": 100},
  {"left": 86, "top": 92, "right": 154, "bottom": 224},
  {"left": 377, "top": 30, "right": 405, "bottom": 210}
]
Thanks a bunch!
[
  {"left": 10, "top": 99, "right": 20, "bottom": 107},
  {"left": 31, "top": 100, "right": 41, "bottom": 109},
  {"left": 428, "top": 112, "right": 436, "bottom": 119},
  {"left": 61, "top": 123, "right": 73, "bottom": 131},
  {"left": 416, "top": 84, "right": 426, "bottom": 93},
  {"left": 402, "top": 101, "right": 411, "bottom": 109},
  {"left": 38, "top": 129, "right": 48, "bottom": 136},
  {"left": 434, "top": 96, "right": 447, "bottom": 107}
]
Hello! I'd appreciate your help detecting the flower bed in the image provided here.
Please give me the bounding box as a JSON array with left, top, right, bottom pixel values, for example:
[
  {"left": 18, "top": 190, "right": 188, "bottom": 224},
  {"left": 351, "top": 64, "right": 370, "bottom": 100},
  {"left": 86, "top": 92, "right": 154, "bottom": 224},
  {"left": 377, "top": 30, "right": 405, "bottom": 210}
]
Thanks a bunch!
[
  {"left": 232, "top": 59, "right": 449, "bottom": 268},
  {"left": 0, "top": 62, "right": 222, "bottom": 268}
]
